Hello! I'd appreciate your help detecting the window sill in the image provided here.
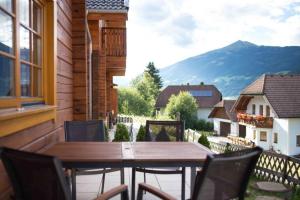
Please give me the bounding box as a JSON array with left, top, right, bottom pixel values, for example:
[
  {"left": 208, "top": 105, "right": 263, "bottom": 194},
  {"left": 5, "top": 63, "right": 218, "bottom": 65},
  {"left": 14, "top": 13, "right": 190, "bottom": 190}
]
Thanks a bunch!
[{"left": 0, "top": 105, "right": 56, "bottom": 137}]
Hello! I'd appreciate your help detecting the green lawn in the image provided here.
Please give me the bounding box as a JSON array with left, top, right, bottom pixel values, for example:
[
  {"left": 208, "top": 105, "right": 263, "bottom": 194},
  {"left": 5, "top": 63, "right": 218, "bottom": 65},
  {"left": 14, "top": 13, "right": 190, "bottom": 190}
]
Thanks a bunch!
[{"left": 246, "top": 177, "right": 300, "bottom": 200}]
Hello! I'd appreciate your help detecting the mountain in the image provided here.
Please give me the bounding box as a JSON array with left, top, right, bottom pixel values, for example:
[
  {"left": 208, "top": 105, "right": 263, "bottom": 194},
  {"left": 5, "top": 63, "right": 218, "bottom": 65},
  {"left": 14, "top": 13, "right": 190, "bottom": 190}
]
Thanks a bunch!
[{"left": 160, "top": 40, "right": 300, "bottom": 97}]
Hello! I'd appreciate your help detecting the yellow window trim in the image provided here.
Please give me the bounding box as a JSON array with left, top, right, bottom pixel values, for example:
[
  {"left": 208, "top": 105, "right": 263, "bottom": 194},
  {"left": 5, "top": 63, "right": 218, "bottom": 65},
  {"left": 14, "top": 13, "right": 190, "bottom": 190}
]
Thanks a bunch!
[
  {"left": 0, "top": 0, "right": 57, "bottom": 137},
  {"left": 0, "top": 105, "right": 56, "bottom": 137}
]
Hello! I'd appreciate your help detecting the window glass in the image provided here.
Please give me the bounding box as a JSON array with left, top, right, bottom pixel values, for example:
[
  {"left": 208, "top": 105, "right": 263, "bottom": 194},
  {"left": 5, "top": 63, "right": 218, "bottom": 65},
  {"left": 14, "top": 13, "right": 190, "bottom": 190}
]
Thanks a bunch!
[
  {"left": 266, "top": 106, "right": 270, "bottom": 117},
  {"left": 33, "top": 35, "right": 41, "bottom": 65},
  {"left": 252, "top": 104, "right": 256, "bottom": 115},
  {"left": 20, "top": 26, "right": 30, "bottom": 61},
  {"left": 273, "top": 132, "right": 278, "bottom": 143},
  {"left": 33, "top": 67, "right": 42, "bottom": 97},
  {"left": 0, "top": 0, "right": 12, "bottom": 13},
  {"left": 32, "top": 1, "right": 41, "bottom": 33},
  {"left": 260, "top": 131, "right": 267, "bottom": 142},
  {"left": 0, "top": 10, "right": 13, "bottom": 54},
  {"left": 19, "top": 0, "right": 29, "bottom": 26},
  {"left": 0, "top": 55, "right": 14, "bottom": 96},
  {"left": 21, "top": 64, "right": 31, "bottom": 96},
  {"left": 189, "top": 90, "right": 212, "bottom": 97},
  {"left": 259, "top": 105, "right": 263, "bottom": 116},
  {"left": 297, "top": 135, "right": 300, "bottom": 147}
]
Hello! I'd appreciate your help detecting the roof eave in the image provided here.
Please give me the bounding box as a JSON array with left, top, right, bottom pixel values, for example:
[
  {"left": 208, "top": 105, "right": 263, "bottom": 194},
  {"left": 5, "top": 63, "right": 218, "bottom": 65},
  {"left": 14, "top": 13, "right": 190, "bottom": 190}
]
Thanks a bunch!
[{"left": 87, "top": 8, "right": 128, "bottom": 14}]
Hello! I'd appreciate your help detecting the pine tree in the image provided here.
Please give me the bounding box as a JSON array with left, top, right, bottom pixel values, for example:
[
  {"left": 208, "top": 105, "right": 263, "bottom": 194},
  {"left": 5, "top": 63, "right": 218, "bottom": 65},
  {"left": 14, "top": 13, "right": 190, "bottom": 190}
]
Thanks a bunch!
[{"left": 145, "top": 62, "right": 163, "bottom": 90}]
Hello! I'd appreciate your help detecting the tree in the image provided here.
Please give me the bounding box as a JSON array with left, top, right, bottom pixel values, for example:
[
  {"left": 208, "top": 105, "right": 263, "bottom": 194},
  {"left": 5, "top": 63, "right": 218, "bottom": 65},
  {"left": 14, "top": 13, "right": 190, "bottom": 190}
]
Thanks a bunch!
[
  {"left": 113, "top": 124, "right": 130, "bottom": 141},
  {"left": 136, "top": 125, "right": 146, "bottom": 141},
  {"left": 145, "top": 62, "right": 163, "bottom": 90},
  {"left": 165, "top": 91, "right": 198, "bottom": 129},
  {"left": 118, "top": 87, "right": 152, "bottom": 116},
  {"left": 131, "top": 72, "right": 159, "bottom": 101}
]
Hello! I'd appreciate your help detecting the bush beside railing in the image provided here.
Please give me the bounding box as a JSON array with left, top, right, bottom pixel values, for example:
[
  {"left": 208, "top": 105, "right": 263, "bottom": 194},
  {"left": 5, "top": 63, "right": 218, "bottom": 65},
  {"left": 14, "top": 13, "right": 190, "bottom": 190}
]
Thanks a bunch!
[{"left": 209, "top": 141, "right": 300, "bottom": 187}]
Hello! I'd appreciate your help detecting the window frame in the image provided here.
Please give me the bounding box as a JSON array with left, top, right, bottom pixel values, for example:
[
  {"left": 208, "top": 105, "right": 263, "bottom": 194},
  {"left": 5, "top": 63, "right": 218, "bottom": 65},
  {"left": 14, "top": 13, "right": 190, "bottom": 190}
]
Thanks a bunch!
[
  {"left": 0, "top": 0, "right": 57, "bottom": 137},
  {"left": 266, "top": 105, "right": 270, "bottom": 117},
  {"left": 0, "top": 0, "right": 45, "bottom": 108},
  {"left": 260, "top": 131, "right": 267, "bottom": 142},
  {"left": 253, "top": 130, "right": 256, "bottom": 140},
  {"left": 259, "top": 105, "right": 264, "bottom": 116},
  {"left": 252, "top": 104, "right": 256, "bottom": 115}
]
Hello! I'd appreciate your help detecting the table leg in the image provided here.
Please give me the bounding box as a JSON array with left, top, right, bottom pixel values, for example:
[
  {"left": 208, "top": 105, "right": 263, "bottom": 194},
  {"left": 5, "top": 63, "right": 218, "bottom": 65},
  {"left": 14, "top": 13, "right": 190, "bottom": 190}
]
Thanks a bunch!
[
  {"left": 71, "top": 168, "right": 76, "bottom": 200},
  {"left": 121, "top": 168, "right": 125, "bottom": 184},
  {"left": 181, "top": 167, "right": 186, "bottom": 200},
  {"left": 190, "top": 167, "right": 196, "bottom": 198},
  {"left": 131, "top": 168, "right": 136, "bottom": 200}
]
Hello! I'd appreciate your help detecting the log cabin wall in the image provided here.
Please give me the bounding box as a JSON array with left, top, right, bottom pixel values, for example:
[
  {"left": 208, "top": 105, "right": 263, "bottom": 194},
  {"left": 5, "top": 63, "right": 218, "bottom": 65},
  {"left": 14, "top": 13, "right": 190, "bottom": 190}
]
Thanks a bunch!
[
  {"left": 0, "top": 0, "right": 77, "bottom": 198},
  {"left": 72, "top": 0, "right": 88, "bottom": 120}
]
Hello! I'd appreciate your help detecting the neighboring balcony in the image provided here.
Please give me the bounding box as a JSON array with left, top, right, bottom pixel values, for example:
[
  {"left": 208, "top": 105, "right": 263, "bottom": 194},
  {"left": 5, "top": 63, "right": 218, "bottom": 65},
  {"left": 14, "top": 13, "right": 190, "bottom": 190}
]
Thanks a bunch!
[
  {"left": 102, "top": 27, "right": 127, "bottom": 75},
  {"left": 237, "top": 113, "right": 273, "bottom": 128}
]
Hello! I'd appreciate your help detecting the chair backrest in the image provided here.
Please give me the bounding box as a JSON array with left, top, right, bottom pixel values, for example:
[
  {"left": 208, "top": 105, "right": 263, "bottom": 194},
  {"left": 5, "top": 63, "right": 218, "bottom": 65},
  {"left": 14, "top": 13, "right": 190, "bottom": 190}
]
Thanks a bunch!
[
  {"left": 145, "top": 120, "right": 184, "bottom": 142},
  {"left": 64, "top": 120, "right": 105, "bottom": 142},
  {"left": 0, "top": 147, "right": 71, "bottom": 200},
  {"left": 192, "top": 147, "right": 263, "bottom": 200}
]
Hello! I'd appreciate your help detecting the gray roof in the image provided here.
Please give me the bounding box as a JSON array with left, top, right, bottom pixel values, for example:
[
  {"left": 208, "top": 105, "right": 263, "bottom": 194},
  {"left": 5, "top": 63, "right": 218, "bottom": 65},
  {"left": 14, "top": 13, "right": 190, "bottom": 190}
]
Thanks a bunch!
[
  {"left": 238, "top": 74, "right": 300, "bottom": 118},
  {"left": 87, "top": 0, "right": 129, "bottom": 12}
]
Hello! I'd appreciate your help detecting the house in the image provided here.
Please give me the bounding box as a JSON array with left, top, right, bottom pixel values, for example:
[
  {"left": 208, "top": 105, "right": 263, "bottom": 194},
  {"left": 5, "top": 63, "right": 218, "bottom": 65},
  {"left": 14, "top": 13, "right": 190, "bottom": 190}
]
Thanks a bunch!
[
  {"left": 155, "top": 84, "right": 222, "bottom": 121},
  {"left": 208, "top": 100, "right": 239, "bottom": 137},
  {"left": 0, "top": 0, "right": 128, "bottom": 198},
  {"left": 232, "top": 74, "right": 300, "bottom": 156}
]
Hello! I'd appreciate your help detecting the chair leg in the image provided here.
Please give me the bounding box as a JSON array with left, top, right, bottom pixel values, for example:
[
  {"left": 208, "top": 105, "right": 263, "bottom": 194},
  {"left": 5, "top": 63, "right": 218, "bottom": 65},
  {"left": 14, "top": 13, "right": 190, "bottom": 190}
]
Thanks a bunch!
[
  {"left": 101, "top": 172, "right": 106, "bottom": 194},
  {"left": 181, "top": 167, "right": 186, "bottom": 200},
  {"left": 121, "top": 168, "right": 125, "bottom": 184},
  {"left": 131, "top": 168, "right": 136, "bottom": 200},
  {"left": 137, "top": 186, "right": 144, "bottom": 200},
  {"left": 122, "top": 188, "right": 130, "bottom": 200},
  {"left": 143, "top": 171, "right": 146, "bottom": 194}
]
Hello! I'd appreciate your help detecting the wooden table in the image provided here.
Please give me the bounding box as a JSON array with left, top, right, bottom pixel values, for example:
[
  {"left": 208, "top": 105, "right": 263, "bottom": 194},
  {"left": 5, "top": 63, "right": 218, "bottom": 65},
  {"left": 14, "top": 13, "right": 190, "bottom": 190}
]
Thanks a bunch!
[{"left": 44, "top": 142, "right": 211, "bottom": 200}]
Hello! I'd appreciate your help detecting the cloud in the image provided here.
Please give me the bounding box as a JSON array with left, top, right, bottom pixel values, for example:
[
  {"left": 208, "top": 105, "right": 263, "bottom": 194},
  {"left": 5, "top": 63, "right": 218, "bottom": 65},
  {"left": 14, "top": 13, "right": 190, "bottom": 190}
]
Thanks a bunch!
[{"left": 118, "top": 0, "right": 300, "bottom": 84}]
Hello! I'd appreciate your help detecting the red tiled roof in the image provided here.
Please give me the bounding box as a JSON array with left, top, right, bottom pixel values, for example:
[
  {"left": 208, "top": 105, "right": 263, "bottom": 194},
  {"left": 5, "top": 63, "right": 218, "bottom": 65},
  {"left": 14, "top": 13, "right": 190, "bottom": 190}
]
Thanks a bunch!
[
  {"left": 155, "top": 85, "right": 222, "bottom": 108},
  {"left": 238, "top": 74, "right": 300, "bottom": 118}
]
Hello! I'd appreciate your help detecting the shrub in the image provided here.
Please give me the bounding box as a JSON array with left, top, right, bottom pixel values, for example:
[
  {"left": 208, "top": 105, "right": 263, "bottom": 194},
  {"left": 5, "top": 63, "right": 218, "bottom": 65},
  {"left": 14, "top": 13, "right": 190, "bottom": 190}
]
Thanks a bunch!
[
  {"left": 136, "top": 125, "right": 146, "bottom": 141},
  {"left": 113, "top": 124, "right": 130, "bottom": 141},
  {"left": 193, "top": 119, "right": 214, "bottom": 132},
  {"left": 198, "top": 134, "right": 211, "bottom": 149},
  {"left": 224, "top": 143, "right": 232, "bottom": 153},
  {"left": 104, "top": 124, "right": 109, "bottom": 141}
]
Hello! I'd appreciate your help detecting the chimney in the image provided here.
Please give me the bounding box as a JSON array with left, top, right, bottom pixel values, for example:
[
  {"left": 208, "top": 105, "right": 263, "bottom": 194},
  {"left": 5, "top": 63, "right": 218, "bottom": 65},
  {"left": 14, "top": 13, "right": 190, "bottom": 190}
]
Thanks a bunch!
[{"left": 187, "top": 83, "right": 189, "bottom": 86}]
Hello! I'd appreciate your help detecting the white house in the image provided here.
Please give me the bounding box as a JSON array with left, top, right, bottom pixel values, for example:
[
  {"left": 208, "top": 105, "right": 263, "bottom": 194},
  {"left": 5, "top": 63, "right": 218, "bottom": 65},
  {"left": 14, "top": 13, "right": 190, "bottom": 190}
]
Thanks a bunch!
[
  {"left": 155, "top": 84, "right": 222, "bottom": 121},
  {"left": 208, "top": 100, "right": 239, "bottom": 137},
  {"left": 232, "top": 74, "right": 300, "bottom": 156}
]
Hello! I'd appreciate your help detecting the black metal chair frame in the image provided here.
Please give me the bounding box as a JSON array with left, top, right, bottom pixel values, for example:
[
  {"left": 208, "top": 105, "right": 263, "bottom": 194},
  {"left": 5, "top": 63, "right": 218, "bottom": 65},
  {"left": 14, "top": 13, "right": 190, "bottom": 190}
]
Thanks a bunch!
[
  {"left": 137, "top": 147, "right": 263, "bottom": 200},
  {"left": 0, "top": 147, "right": 129, "bottom": 200},
  {"left": 64, "top": 120, "right": 124, "bottom": 194},
  {"left": 134, "top": 120, "right": 186, "bottom": 200}
]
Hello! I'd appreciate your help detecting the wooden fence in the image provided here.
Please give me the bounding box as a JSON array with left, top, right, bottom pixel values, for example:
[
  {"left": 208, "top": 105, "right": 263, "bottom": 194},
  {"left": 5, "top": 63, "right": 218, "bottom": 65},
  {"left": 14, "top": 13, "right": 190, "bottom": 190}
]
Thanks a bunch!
[{"left": 209, "top": 141, "right": 300, "bottom": 187}]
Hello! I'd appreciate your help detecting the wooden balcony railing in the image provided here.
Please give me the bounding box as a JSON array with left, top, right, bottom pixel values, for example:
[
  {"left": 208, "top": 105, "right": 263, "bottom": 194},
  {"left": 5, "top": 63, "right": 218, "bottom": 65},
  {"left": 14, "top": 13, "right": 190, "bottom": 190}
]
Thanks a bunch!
[
  {"left": 237, "top": 113, "right": 273, "bottom": 128},
  {"left": 102, "top": 28, "right": 126, "bottom": 57}
]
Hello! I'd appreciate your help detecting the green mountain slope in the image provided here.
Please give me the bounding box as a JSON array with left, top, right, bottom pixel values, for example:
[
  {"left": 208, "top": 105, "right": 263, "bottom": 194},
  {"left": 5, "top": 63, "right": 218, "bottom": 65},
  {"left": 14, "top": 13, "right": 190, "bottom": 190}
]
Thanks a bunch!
[{"left": 160, "top": 41, "right": 300, "bottom": 97}]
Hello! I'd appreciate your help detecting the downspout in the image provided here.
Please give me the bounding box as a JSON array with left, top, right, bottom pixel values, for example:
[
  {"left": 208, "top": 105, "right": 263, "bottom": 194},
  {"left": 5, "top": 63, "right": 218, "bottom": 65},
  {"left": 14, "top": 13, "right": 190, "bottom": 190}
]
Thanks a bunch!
[{"left": 86, "top": 17, "right": 93, "bottom": 119}]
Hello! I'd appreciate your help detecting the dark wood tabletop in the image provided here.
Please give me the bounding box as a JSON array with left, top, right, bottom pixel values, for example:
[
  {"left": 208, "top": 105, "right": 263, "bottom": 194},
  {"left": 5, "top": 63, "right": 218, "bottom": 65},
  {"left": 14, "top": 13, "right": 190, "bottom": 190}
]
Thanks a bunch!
[{"left": 44, "top": 141, "right": 211, "bottom": 168}]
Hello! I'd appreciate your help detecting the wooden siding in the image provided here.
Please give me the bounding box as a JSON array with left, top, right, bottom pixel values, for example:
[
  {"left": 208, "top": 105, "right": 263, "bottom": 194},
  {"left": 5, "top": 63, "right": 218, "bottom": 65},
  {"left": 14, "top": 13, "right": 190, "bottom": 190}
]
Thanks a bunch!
[{"left": 0, "top": 0, "right": 74, "bottom": 198}]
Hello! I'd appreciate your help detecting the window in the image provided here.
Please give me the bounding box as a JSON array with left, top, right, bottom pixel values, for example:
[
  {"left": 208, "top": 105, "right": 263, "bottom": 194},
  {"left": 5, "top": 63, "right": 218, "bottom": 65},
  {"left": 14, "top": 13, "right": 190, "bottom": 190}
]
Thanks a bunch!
[
  {"left": 189, "top": 90, "right": 212, "bottom": 97},
  {"left": 252, "top": 104, "right": 256, "bottom": 115},
  {"left": 0, "top": 0, "right": 43, "bottom": 108},
  {"left": 297, "top": 135, "right": 300, "bottom": 147},
  {"left": 273, "top": 132, "right": 278, "bottom": 144},
  {"left": 260, "top": 131, "right": 267, "bottom": 142},
  {"left": 253, "top": 130, "right": 256, "bottom": 140},
  {"left": 0, "top": 0, "right": 56, "bottom": 137},
  {"left": 266, "top": 105, "right": 270, "bottom": 117},
  {"left": 259, "top": 105, "right": 264, "bottom": 116}
]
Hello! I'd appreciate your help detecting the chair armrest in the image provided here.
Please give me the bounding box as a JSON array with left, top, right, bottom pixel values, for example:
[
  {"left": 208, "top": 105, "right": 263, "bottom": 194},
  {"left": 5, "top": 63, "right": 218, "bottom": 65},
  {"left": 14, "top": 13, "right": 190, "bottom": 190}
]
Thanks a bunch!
[
  {"left": 137, "top": 183, "right": 176, "bottom": 200},
  {"left": 96, "top": 184, "right": 128, "bottom": 200}
]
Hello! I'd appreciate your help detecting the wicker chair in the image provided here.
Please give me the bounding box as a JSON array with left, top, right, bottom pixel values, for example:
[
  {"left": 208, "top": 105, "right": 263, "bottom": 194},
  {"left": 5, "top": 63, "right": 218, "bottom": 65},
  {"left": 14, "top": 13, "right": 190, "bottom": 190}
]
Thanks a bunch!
[
  {"left": 64, "top": 120, "right": 124, "bottom": 194},
  {"left": 0, "top": 147, "right": 129, "bottom": 200},
  {"left": 133, "top": 120, "right": 186, "bottom": 200},
  {"left": 137, "top": 147, "right": 263, "bottom": 200}
]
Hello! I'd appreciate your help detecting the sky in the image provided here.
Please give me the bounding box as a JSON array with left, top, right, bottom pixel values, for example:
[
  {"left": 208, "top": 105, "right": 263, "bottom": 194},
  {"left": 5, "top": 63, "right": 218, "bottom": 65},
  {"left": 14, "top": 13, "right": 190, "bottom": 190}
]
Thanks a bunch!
[{"left": 115, "top": 0, "right": 300, "bottom": 85}]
